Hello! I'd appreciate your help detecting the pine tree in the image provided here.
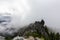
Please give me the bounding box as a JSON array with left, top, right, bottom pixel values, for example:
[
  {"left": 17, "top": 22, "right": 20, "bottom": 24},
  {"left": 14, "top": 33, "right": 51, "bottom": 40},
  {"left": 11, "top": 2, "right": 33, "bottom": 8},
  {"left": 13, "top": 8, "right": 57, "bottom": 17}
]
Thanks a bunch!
[{"left": 55, "top": 33, "right": 60, "bottom": 40}]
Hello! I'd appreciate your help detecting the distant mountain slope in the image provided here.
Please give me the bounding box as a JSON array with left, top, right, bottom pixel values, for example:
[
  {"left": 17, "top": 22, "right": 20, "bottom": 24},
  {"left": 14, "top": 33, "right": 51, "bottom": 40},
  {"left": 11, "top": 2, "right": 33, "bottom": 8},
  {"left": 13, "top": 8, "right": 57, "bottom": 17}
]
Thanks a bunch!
[{"left": 0, "top": 15, "right": 11, "bottom": 26}]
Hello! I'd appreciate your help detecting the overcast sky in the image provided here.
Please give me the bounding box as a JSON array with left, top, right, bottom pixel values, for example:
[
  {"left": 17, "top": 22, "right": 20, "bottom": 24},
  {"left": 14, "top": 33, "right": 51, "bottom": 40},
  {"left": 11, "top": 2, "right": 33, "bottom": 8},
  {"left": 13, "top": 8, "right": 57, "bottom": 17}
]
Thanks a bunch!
[{"left": 0, "top": 0, "right": 60, "bottom": 33}]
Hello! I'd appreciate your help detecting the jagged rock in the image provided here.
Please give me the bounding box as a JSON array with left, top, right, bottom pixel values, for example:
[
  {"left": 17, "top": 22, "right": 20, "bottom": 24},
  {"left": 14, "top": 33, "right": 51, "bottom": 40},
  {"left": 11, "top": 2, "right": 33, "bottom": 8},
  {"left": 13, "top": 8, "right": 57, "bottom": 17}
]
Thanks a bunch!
[{"left": 18, "top": 20, "right": 49, "bottom": 39}]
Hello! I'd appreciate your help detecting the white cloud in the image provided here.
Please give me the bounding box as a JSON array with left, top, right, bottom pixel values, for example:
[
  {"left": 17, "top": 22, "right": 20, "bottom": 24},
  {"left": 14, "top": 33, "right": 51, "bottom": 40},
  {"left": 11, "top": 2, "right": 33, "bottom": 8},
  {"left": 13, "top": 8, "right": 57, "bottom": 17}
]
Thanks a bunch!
[
  {"left": 0, "top": 0, "right": 31, "bottom": 34},
  {"left": 0, "top": 0, "right": 60, "bottom": 33}
]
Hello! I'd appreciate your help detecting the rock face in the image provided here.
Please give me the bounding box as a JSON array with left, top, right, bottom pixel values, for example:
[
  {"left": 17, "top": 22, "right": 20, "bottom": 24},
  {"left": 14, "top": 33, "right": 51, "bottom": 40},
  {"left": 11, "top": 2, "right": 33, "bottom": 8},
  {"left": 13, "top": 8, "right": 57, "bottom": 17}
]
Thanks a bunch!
[
  {"left": 0, "top": 36, "right": 5, "bottom": 40},
  {"left": 13, "top": 36, "right": 24, "bottom": 40},
  {"left": 18, "top": 20, "right": 49, "bottom": 39},
  {"left": 12, "top": 36, "right": 44, "bottom": 40}
]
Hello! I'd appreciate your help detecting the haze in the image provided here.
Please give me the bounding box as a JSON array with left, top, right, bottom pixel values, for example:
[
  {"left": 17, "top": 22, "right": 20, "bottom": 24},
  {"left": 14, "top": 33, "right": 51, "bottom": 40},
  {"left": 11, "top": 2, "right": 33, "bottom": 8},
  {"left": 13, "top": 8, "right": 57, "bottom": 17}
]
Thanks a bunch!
[{"left": 0, "top": 0, "right": 60, "bottom": 33}]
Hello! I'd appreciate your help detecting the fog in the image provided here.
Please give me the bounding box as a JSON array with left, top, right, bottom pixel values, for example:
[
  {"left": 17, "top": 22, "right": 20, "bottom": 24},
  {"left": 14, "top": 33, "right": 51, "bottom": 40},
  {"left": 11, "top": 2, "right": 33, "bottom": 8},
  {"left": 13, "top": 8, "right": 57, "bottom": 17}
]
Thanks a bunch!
[{"left": 0, "top": 0, "right": 60, "bottom": 33}]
